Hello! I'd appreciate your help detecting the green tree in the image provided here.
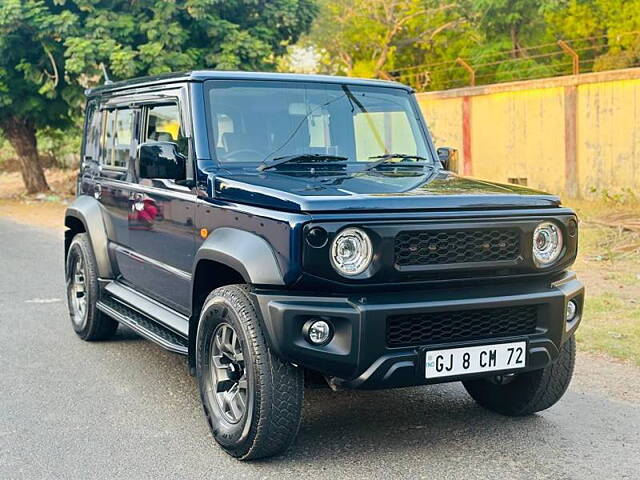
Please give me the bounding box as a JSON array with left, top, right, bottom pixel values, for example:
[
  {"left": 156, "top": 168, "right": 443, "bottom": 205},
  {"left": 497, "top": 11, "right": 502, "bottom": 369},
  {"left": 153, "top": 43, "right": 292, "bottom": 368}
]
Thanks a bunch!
[
  {"left": 543, "top": 0, "right": 640, "bottom": 71},
  {"left": 0, "top": 1, "right": 78, "bottom": 193},
  {"left": 1, "top": 0, "right": 317, "bottom": 193},
  {"left": 64, "top": 0, "right": 317, "bottom": 83},
  {"left": 467, "top": 0, "right": 547, "bottom": 59},
  {"left": 307, "top": 0, "right": 468, "bottom": 83}
]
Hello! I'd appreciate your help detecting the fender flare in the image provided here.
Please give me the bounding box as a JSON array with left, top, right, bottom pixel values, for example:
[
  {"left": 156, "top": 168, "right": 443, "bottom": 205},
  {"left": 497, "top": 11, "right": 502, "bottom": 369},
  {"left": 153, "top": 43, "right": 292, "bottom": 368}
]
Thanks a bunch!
[
  {"left": 65, "top": 195, "right": 113, "bottom": 279},
  {"left": 189, "top": 227, "right": 286, "bottom": 372},
  {"left": 192, "top": 227, "right": 285, "bottom": 286}
]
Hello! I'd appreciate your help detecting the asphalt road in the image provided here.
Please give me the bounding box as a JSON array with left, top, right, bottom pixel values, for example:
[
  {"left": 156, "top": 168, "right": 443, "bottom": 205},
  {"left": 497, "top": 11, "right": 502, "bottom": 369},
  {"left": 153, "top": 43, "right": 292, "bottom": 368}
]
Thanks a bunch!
[{"left": 1, "top": 218, "right": 639, "bottom": 479}]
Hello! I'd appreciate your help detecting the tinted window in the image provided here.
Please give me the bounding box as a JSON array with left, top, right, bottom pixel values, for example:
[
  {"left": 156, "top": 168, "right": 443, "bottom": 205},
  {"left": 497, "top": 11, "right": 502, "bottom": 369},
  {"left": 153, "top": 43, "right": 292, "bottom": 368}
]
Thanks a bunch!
[
  {"left": 145, "top": 104, "right": 187, "bottom": 155},
  {"left": 100, "top": 108, "right": 134, "bottom": 168}
]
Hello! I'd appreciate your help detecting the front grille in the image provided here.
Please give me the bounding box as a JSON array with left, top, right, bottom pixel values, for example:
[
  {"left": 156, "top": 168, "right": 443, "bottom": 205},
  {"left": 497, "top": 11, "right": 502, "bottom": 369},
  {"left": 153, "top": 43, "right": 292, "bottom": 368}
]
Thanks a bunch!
[
  {"left": 395, "top": 228, "right": 521, "bottom": 267},
  {"left": 386, "top": 305, "right": 537, "bottom": 347}
]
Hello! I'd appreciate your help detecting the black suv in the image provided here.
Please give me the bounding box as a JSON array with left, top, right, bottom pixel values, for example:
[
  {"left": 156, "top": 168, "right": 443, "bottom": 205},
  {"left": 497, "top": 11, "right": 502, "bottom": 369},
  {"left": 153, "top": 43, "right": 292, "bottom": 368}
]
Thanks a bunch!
[{"left": 64, "top": 71, "right": 584, "bottom": 460}]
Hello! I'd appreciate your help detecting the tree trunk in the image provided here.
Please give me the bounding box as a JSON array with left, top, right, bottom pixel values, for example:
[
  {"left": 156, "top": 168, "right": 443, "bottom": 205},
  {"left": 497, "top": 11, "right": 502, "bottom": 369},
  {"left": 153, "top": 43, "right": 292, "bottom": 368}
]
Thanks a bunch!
[
  {"left": 0, "top": 116, "right": 49, "bottom": 194},
  {"left": 510, "top": 25, "right": 523, "bottom": 59}
]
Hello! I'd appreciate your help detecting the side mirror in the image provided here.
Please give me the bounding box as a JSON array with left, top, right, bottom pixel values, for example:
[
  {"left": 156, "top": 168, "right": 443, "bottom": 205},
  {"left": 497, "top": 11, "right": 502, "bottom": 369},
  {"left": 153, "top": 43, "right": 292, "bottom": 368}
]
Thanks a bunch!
[
  {"left": 437, "top": 147, "right": 459, "bottom": 173},
  {"left": 138, "top": 142, "right": 186, "bottom": 181}
]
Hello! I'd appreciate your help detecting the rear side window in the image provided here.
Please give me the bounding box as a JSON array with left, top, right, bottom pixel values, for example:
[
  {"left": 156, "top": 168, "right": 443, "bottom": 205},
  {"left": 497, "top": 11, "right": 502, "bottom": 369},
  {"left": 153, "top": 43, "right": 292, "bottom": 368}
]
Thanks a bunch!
[
  {"left": 83, "top": 101, "right": 100, "bottom": 160},
  {"left": 100, "top": 108, "right": 134, "bottom": 169}
]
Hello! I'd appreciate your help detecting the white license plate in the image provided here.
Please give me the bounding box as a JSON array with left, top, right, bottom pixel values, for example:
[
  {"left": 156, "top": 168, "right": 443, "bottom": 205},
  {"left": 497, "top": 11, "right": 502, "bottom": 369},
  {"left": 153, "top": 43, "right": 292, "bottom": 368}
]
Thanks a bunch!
[{"left": 425, "top": 341, "right": 526, "bottom": 379}]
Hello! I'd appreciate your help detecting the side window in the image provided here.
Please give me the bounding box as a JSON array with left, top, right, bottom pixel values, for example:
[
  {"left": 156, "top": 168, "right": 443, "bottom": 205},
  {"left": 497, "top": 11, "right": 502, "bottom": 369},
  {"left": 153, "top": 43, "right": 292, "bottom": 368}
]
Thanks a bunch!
[
  {"left": 145, "top": 104, "right": 187, "bottom": 155},
  {"left": 114, "top": 109, "right": 133, "bottom": 168},
  {"left": 100, "top": 108, "right": 134, "bottom": 169},
  {"left": 83, "top": 101, "right": 100, "bottom": 160}
]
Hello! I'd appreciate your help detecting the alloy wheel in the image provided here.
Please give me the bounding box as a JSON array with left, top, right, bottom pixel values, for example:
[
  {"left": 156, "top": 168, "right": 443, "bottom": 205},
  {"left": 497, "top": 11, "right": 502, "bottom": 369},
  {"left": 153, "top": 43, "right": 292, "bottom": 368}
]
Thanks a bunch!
[
  {"left": 69, "top": 253, "right": 88, "bottom": 328},
  {"left": 210, "top": 323, "right": 248, "bottom": 424}
]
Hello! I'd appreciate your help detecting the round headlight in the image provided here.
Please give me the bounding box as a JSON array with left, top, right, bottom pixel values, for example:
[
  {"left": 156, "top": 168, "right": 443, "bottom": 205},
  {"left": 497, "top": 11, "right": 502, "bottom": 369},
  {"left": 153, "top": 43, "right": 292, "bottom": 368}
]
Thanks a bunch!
[
  {"left": 532, "top": 222, "right": 563, "bottom": 267},
  {"left": 330, "top": 228, "right": 373, "bottom": 276}
]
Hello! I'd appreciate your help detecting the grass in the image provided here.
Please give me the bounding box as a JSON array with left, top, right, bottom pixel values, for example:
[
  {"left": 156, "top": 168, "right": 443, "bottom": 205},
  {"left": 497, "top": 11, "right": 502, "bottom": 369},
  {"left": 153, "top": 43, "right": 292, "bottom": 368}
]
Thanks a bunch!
[
  {"left": 578, "top": 293, "right": 640, "bottom": 365},
  {"left": 568, "top": 199, "right": 640, "bottom": 366}
]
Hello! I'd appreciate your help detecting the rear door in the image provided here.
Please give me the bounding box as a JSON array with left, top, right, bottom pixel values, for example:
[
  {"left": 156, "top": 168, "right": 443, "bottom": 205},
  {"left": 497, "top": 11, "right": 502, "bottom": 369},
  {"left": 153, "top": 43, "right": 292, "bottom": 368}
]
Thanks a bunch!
[
  {"left": 124, "top": 92, "right": 196, "bottom": 314},
  {"left": 93, "top": 102, "right": 138, "bottom": 277}
]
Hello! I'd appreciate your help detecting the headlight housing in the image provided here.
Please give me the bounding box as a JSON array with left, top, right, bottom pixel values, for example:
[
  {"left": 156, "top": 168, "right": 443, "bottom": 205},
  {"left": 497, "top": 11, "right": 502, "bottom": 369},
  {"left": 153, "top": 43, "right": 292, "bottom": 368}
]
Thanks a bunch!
[
  {"left": 532, "top": 221, "right": 563, "bottom": 267},
  {"left": 330, "top": 227, "right": 373, "bottom": 276}
]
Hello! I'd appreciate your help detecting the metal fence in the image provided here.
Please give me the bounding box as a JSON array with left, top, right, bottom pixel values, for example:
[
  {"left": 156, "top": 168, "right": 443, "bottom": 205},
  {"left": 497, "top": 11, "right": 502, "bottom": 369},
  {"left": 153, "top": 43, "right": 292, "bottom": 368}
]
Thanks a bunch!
[{"left": 390, "top": 31, "right": 640, "bottom": 92}]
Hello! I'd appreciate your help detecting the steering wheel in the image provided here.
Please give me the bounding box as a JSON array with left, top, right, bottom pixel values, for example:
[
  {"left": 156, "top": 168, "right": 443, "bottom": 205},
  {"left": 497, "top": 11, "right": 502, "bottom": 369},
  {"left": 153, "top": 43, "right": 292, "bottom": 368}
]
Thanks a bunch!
[{"left": 220, "top": 149, "right": 264, "bottom": 162}]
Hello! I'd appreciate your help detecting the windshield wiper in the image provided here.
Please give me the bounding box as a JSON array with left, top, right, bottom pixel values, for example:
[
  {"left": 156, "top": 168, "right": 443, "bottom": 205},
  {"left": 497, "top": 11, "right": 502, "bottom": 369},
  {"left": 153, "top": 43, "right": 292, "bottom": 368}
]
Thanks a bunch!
[
  {"left": 257, "top": 154, "right": 348, "bottom": 171},
  {"left": 362, "top": 153, "right": 429, "bottom": 172}
]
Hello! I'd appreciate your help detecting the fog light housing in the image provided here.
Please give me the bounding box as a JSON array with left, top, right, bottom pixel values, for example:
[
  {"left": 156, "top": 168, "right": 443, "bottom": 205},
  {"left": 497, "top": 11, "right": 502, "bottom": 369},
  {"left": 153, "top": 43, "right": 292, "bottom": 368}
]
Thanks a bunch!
[
  {"left": 303, "top": 318, "right": 333, "bottom": 345},
  {"left": 566, "top": 300, "right": 578, "bottom": 322}
]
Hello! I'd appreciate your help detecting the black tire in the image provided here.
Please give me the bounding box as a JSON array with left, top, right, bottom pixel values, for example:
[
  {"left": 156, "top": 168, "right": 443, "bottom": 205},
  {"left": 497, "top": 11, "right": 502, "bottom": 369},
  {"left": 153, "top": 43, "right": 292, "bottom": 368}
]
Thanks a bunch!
[
  {"left": 65, "top": 233, "right": 118, "bottom": 341},
  {"left": 196, "top": 285, "right": 304, "bottom": 460},
  {"left": 463, "top": 336, "right": 576, "bottom": 416}
]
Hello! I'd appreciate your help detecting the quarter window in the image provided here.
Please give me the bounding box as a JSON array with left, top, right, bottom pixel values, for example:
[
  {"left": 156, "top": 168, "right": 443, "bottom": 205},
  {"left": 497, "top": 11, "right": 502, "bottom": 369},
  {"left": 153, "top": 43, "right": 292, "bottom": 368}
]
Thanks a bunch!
[{"left": 83, "top": 102, "right": 100, "bottom": 160}]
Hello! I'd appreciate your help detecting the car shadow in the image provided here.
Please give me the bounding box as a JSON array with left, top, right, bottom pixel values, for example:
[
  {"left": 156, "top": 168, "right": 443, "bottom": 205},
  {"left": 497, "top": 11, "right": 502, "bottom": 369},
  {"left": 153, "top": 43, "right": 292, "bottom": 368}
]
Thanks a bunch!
[
  {"left": 272, "top": 387, "right": 551, "bottom": 464},
  {"left": 106, "top": 326, "right": 555, "bottom": 465}
]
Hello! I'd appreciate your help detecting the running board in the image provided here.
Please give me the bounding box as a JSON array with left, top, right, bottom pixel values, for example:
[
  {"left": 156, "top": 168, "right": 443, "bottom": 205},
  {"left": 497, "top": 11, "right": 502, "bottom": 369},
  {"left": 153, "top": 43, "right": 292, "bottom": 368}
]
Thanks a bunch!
[{"left": 97, "top": 294, "right": 188, "bottom": 355}]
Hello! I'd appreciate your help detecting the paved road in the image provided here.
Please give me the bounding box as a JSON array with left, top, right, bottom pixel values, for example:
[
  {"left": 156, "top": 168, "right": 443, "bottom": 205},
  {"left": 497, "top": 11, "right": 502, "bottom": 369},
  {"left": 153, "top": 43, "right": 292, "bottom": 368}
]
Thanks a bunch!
[{"left": 1, "top": 218, "right": 639, "bottom": 479}]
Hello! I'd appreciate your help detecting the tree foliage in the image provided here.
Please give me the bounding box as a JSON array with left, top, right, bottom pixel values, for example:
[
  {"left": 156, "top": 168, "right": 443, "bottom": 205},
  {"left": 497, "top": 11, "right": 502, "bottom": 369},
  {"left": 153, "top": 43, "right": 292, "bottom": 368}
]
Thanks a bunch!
[
  {"left": 64, "top": 0, "right": 317, "bottom": 83},
  {"left": 308, "top": 0, "right": 468, "bottom": 81},
  {"left": 303, "top": 0, "right": 640, "bottom": 90},
  {"left": 0, "top": 0, "right": 78, "bottom": 192},
  {"left": 544, "top": 0, "right": 640, "bottom": 71},
  {"left": 0, "top": 0, "right": 317, "bottom": 192}
]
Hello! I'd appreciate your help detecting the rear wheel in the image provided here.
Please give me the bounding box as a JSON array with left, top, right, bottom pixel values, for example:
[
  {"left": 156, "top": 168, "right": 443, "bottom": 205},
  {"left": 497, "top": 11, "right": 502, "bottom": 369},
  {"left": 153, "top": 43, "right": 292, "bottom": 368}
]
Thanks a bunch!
[
  {"left": 196, "top": 285, "right": 304, "bottom": 460},
  {"left": 65, "top": 233, "right": 118, "bottom": 341},
  {"left": 463, "top": 336, "right": 575, "bottom": 416}
]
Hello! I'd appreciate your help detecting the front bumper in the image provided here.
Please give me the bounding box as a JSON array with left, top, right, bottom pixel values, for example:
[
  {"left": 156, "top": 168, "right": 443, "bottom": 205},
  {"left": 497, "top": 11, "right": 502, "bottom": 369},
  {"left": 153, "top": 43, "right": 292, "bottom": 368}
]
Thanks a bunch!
[{"left": 252, "top": 272, "right": 584, "bottom": 389}]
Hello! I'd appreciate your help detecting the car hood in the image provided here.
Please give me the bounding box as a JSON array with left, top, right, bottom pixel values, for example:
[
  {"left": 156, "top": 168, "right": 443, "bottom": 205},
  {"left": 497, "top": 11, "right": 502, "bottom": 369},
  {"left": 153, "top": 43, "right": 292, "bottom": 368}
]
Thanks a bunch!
[{"left": 211, "top": 168, "right": 561, "bottom": 213}]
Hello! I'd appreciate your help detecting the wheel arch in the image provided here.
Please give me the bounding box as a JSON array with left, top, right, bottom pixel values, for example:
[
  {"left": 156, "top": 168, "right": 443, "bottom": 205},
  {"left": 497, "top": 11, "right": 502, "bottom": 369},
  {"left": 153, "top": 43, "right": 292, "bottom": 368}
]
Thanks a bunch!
[
  {"left": 64, "top": 195, "right": 113, "bottom": 279},
  {"left": 188, "top": 227, "right": 285, "bottom": 370}
]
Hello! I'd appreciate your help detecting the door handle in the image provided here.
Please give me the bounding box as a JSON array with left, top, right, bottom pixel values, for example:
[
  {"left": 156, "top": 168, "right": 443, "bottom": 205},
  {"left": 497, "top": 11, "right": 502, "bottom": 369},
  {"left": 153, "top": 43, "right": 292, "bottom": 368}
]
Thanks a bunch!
[{"left": 94, "top": 183, "right": 102, "bottom": 200}]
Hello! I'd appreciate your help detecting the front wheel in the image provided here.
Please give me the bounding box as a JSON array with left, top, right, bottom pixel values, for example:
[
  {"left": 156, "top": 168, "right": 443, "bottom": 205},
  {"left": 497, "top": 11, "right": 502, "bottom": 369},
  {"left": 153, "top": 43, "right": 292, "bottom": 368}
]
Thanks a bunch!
[
  {"left": 463, "top": 336, "right": 576, "bottom": 416},
  {"left": 196, "top": 285, "right": 304, "bottom": 460}
]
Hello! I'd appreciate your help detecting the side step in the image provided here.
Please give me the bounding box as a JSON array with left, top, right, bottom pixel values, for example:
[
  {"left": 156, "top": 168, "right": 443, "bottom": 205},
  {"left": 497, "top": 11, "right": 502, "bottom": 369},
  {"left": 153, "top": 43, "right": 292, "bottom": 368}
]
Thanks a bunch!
[{"left": 97, "top": 295, "right": 188, "bottom": 355}]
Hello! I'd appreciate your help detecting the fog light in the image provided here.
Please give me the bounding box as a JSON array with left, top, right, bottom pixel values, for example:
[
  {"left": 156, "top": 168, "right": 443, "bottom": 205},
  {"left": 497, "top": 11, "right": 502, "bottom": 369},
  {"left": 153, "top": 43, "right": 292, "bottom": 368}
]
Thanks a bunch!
[
  {"left": 566, "top": 300, "right": 578, "bottom": 322},
  {"left": 304, "top": 319, "right": 332, "bottom": 345}
]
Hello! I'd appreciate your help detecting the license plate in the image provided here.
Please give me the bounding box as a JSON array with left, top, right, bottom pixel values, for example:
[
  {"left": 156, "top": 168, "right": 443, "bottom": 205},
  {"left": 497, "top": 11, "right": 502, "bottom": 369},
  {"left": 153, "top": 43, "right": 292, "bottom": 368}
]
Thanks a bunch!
[{"left": 425, "top": 341, "right": 526, "bottom": 379}]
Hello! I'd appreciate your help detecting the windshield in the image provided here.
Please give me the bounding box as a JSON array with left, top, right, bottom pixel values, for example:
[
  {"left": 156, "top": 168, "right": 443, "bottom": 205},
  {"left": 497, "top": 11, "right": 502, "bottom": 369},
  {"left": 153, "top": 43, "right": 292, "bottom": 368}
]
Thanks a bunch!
[{"left": 204, "top": 80, "right": 433, "bottom": 167}]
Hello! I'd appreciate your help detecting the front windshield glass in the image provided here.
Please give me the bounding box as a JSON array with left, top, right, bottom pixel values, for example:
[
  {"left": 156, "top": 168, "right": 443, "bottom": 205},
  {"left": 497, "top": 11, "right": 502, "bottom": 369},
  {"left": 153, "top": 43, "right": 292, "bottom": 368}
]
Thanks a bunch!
[{"left": 204, "top": 80, "right": 433, "bottom": 167}]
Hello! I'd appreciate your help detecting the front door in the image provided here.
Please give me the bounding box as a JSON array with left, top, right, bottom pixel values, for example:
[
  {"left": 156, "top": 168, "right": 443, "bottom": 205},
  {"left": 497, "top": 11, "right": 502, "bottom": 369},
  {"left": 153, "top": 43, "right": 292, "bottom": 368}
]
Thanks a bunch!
[{"left": 125, "top": 101, "right": 196, "bottom": 315}]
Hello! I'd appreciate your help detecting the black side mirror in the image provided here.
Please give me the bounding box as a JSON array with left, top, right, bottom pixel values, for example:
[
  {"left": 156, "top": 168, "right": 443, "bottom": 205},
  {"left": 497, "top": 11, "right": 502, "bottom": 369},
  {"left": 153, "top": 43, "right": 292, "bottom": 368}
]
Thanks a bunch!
[
  {"left": 437, "top": 147, "right": 459, "bottom": 173},
  {"left": 138, "top": 142, "right": 186, "bottom": 181}
]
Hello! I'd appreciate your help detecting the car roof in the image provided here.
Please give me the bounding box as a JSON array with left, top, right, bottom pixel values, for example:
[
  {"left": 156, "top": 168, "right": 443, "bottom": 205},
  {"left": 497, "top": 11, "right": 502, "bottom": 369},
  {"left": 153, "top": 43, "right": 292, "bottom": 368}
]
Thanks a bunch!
[{"left": 86, "top": 70, "right": 413, "bottom": 96}]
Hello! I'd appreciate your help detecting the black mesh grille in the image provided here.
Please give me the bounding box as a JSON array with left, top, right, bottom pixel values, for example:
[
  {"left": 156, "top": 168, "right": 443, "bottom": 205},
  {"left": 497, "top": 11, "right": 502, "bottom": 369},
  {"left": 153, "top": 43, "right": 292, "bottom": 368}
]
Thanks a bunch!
[
  {"left": 395, "top": 229, "right": 520, "bottom": 267},
  {"left": 386, "top": 305, "right": 537, "bottom": 347}
]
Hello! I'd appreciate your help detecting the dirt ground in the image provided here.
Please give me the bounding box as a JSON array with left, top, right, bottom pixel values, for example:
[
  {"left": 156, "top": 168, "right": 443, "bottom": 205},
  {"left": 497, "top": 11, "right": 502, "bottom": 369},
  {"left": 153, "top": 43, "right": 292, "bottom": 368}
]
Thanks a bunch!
[
  {"left": 0, "top": 168, "right": 77, "bottom": 200},
  {"left": 0, "top": 170, "right": 72, "bottom": 233},
  {"left": 1, "top": 170, "right": 638, "bottom": 368}
]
